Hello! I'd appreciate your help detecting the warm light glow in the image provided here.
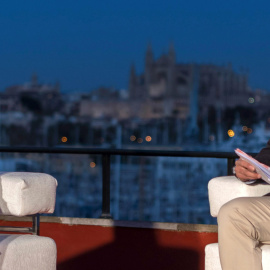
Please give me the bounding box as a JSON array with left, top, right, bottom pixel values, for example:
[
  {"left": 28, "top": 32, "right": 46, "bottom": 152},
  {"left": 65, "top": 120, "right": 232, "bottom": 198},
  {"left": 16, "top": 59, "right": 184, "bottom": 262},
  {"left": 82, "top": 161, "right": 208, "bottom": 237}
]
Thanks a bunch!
[
  {"left": 242, "top": 126, "right": 248, "bottom": 131},
  {"left": 145, "top": 136, "right": 152, "bottom": 142},
  {"left": 90, "top": 162, "right": 96, "bottom": 168},
  {"left": 209, "top": 135, "right": 215, "bottom": 141},
  {"left": 247, "top": 128, "right": 253, "bottom": 134},
  {"left": 137, "top": 138, "right": 143, "bottom": 143},
  {"left": 130, "top": 135, "right": 136, "bottom": 141},
  {"left": 61, "top": 136, "right": 68, "bottom": 142},
  {"left": 248, "top": 97, "right": 255, "bottom": 103},
  {"left": 227, "top": 130, "right": 235, "bottom": 137}
]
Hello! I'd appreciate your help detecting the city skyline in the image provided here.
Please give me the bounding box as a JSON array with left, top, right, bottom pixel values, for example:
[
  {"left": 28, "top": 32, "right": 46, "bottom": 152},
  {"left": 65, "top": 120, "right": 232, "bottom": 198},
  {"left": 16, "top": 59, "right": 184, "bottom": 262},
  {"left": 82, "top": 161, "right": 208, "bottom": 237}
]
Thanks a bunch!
[{"left": 1, "top": 1, "right": 270, "bottom": 92}]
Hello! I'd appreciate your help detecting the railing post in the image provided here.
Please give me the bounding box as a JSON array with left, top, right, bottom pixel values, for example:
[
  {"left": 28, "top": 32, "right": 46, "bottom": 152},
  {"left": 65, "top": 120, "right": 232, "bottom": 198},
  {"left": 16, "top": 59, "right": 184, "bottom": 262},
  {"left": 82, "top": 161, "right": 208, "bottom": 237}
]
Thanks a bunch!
[
  {"left": 227, "top": 158, "right": 236, "bottom": 175},
  {"left": 100, "top": 154, "right": 112, "bottom": 219},
  {"left": 32, "top": 214, "right": 40, "bottom": 235}
]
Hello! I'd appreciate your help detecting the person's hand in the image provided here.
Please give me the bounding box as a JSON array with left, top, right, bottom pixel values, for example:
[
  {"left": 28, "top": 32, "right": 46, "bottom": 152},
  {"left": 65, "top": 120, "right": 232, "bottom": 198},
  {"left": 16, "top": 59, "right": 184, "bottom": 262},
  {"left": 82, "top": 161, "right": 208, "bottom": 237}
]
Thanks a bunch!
[{"left": 234, "top": 159, "right": 261, "bottom": 182}]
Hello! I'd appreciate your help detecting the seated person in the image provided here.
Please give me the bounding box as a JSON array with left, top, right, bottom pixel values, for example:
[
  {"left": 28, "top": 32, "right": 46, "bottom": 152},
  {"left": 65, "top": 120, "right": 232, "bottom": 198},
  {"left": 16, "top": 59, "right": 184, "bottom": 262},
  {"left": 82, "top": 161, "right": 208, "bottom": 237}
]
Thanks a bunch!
[{"left": 218, "top": 140, "right": 270, "bottom": 270}]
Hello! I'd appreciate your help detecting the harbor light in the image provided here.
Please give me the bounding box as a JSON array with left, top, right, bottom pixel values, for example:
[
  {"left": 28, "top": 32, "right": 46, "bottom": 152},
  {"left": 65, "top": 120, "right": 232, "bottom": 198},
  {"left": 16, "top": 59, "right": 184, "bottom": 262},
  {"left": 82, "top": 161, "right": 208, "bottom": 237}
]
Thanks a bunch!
[
  {"left": 130, "top": 135, "right": 136, "bottom": 141},
  {"left": 90, "top": 162, "right": 96, "bottom": 168},
  {"left": 61, "top": 136, "right": 68, "bottom": 142},
  {"left": 137, "top": 138, "right": 143, "bottom": 143},
  {"left": 145, "top": 136, "right": 152, "bottom": 142},
  {"left": 227, "top": 130, "right": 235, "bottom": 137}
]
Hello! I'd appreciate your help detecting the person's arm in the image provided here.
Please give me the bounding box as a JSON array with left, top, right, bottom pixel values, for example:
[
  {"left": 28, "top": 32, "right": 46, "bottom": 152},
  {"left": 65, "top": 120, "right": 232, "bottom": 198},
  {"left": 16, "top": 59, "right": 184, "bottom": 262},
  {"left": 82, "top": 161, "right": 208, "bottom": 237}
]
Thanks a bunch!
[{"left": 234, "top": 139, "right": 270, "bottom": 182}]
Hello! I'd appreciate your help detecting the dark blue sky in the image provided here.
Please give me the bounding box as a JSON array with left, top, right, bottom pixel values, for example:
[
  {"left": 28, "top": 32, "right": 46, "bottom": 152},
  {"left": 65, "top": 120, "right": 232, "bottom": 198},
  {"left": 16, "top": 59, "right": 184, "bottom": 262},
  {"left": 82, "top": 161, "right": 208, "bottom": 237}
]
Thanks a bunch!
[{"left": 1, "top": 0, "right": 270, "bottom": 92}]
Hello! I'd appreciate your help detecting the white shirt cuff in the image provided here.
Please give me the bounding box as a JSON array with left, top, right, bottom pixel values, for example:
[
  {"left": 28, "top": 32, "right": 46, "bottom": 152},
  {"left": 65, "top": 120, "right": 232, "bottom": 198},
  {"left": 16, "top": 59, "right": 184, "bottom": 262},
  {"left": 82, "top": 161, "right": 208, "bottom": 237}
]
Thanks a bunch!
[{"left": 244, "top": 180, "right": 257, "bottom": 184}]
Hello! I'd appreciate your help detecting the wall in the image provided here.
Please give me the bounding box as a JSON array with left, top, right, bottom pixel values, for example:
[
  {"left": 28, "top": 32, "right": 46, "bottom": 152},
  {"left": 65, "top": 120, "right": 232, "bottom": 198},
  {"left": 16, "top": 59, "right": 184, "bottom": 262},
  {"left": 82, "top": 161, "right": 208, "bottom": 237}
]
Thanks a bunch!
[{"left": 0, "top": 217, "right": 218, "bottom": 270}]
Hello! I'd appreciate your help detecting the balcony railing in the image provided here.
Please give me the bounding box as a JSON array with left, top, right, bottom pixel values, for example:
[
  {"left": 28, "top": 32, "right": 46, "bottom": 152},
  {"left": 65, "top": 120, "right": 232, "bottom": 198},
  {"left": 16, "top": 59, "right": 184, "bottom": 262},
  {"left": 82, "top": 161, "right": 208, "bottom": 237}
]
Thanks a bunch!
[{"left": 0, "top": 146, "right": 257, "bottom": 220}]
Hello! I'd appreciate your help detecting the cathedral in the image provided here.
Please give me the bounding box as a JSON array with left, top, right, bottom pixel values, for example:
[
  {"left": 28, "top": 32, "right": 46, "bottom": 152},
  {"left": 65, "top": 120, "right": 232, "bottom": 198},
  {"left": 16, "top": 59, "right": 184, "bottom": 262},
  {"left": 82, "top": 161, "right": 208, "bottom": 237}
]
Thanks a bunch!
[
  {"left": 80, "top": 44, "right": 269, "bottom": 130},
  {"left": 128, "top": 44, "right": 251, "bottom": 120}
]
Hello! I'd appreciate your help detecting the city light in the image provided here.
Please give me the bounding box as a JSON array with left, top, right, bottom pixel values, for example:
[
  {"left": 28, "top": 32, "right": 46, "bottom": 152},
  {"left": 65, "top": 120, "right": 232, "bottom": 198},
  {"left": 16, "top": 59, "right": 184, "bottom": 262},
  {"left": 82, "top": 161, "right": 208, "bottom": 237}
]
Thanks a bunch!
[
  {"left": 61, "top": 136, "right": 68, "bottom": 143},
  {"left": 247, "top": 128, "right": 253, "bottom": 134},
  {"left": 248, "top": 97, "right": 255, "bottom": 103},
  {"left": 227, "top": 130, "right": 235, "bottom": 137},
  {"left": 145, "top": 136, "right": 152, "bottom": 142},
  {"left": 242, "top": 126, "right": 248, "bottom": 131},
  {"left": 137, "top": 138, "right": 143, "bottom": 143},
  {"left": 130, "top": 135, "right": 136, "bottom": 141},
  {"left": 90, "top": 162, "right": 96, "bottom": 168},
  {"left": 209, "top": 135, "right": 215, "bottom": 141}
]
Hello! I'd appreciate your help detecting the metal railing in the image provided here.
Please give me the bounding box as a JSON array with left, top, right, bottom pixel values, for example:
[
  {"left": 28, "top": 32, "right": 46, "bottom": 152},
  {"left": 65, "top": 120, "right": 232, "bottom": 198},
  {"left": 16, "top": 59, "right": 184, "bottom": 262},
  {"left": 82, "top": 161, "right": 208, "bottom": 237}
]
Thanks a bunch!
[{"left": 0, "top": 146, "right": 257, "bottom": 219}]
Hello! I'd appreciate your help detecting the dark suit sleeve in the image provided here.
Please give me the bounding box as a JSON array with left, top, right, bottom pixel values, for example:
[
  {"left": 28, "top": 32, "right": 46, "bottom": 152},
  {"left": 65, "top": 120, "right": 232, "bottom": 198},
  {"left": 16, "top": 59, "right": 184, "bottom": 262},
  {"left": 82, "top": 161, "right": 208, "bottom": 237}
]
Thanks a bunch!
[{"left": 255, "top": 140, "right": 270, "bottom": 166}]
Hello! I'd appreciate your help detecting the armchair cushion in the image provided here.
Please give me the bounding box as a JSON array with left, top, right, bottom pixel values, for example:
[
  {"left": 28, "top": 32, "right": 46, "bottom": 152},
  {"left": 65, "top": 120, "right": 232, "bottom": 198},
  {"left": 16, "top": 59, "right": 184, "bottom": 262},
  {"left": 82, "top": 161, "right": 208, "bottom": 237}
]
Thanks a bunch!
[
  {"left": 0, "top": 234, "right": 56, "bottom": 270},
  {"left": 0, "top": 172, "right": 57, "bottom": 216},
  {"left": 205, "top": 242, "right": 270, "bottom": 270},
  {"left": 208, "top": 176, "right": 270, "bottom": 217}
]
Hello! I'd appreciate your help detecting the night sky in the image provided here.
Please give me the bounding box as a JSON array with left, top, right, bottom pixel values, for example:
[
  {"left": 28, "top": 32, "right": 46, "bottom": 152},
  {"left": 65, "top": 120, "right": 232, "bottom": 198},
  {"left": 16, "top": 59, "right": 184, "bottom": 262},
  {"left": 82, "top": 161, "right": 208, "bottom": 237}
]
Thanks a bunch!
[{"left": 1, "top": 0, "right": 270, "bottom": 92}]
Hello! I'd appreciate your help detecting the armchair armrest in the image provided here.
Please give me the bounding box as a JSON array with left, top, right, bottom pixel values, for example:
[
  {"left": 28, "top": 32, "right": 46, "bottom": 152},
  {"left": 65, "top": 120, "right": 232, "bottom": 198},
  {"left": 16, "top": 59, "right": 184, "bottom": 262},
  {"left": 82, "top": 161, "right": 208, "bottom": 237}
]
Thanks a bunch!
[
  {"left": 208, "top": 176, "right": 270, "bottom": 217},
  {"left": 0, "top": 172, "right": 57, "bottom": 217}
]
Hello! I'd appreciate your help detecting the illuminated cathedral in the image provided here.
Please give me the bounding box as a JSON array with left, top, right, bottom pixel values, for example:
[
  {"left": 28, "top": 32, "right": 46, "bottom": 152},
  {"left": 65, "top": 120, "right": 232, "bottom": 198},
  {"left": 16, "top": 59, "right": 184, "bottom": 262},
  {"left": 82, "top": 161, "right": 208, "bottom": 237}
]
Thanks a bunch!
[{"left": 128, "top": 44, "right": 251, "bottom": 120}]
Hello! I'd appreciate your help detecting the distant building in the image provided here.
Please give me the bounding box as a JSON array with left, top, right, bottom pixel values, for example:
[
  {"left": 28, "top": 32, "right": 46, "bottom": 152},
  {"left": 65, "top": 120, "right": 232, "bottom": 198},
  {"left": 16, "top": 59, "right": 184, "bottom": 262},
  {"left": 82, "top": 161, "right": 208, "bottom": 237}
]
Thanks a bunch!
[
  {"left": 80, "top": 44, "right": 258, "bottom": 121},
  {"left": 4, "top": 73, "right": 62, "bottom": 115},
  {"left": 129, "top": 44, "right": 252, "bottom": 119}
]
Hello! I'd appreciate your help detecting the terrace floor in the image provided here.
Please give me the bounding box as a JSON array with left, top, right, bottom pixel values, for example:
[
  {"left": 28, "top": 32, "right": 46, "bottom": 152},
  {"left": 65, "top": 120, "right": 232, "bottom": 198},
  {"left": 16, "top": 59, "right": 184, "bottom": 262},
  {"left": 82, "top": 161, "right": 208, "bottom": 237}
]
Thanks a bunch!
[{"left": 0, "top": 216, "right": 218, "bottom": 270}]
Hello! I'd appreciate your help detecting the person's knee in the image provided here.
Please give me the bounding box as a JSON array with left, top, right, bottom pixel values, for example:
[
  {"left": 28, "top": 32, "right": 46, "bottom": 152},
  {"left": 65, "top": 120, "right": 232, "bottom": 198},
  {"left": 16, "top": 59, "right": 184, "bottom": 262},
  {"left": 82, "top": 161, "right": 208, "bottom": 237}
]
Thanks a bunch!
[
  {"left": 217, "top": 197, "right": 249, "bottom": 225},
  {"left": 218, "top": 197, "right": 259, "bottom": 240}
]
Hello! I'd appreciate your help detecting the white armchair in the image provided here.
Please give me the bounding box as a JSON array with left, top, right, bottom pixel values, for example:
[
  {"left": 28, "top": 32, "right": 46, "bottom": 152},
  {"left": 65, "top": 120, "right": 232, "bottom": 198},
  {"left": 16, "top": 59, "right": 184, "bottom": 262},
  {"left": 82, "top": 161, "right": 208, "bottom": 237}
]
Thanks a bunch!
[
  {"left": 205, "top": 176, "right": 270, "bottom": 270},
  {"left": 0, "top": 172, "right": 58, "bottom": 270}
]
